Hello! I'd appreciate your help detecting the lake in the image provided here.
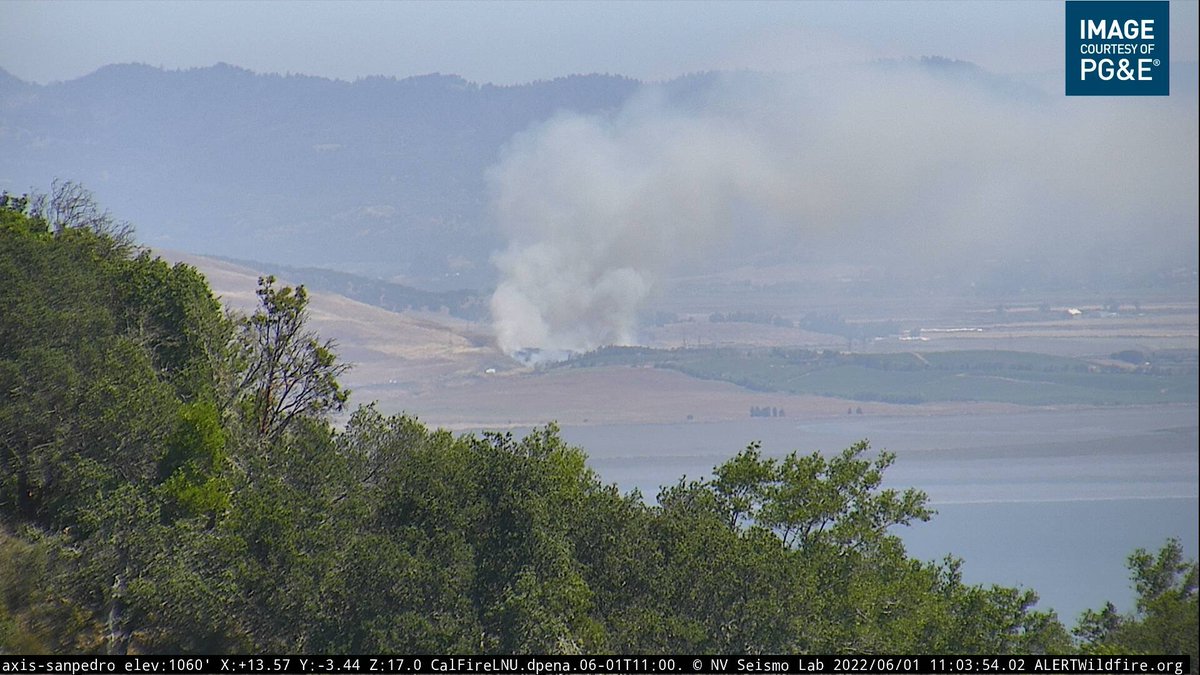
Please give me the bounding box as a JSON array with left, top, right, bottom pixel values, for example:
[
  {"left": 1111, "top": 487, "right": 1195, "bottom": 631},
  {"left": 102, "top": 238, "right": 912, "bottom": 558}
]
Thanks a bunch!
[{"left": 552, "top": 404, "right": 1199, "bottom": 623}]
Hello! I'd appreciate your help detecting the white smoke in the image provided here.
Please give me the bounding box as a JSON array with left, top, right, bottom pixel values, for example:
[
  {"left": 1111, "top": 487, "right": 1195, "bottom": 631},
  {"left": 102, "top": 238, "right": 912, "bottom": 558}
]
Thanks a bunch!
[
  {"left": 488, "top": 94, "right": 784, "bottom": 356},
  {"left": 488, "top": 63, "right": 1198, "bottom": 358}
]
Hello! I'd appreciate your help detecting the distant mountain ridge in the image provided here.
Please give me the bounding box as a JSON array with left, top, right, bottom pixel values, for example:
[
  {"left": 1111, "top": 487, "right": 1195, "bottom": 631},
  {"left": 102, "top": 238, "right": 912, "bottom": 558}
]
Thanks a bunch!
[
  {"left": 8, "top": 59, "right": 1188, "bottom": 289},
  {"left": 0, "top": 63, "right": 644, "bottom": 287}
]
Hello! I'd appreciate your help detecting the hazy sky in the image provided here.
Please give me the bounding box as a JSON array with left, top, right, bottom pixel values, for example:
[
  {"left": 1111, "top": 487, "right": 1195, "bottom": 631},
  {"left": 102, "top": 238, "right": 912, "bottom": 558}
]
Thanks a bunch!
[{"left": 4, "top": 1, "right": 1196, "bottom": 85}]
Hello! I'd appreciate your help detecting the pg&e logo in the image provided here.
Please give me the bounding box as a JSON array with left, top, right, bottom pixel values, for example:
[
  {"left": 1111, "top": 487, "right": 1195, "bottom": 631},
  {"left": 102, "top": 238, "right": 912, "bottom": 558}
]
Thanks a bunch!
[{"left": 1066, "top": 1, "right": 1169, "bottom": 96}]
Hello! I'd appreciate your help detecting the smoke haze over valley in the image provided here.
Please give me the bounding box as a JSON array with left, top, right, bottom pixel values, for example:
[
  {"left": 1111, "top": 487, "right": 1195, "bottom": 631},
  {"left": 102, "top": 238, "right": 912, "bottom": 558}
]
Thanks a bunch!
[
  {"left": 2, "top": 60, "right": 1196, "bottom": 356},
  {"left": 487, "top": 63, "right": 1197, "bottom": 355},
  {"left": 2, "top": 2, "right": 1198, "bottom": 637}
]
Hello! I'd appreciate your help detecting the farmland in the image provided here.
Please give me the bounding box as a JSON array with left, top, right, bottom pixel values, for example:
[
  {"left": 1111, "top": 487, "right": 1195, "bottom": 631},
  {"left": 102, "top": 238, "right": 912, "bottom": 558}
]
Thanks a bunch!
[{"left": 551, "top": 346, "right": 1198, "bottom": 406}]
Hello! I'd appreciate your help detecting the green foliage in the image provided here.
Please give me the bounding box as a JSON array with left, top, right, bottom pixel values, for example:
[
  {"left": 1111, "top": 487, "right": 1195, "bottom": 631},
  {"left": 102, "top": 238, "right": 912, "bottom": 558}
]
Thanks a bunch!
[
  {"left": 711, "top": 441, "right": 933, "bottom": 550},
  {"left": 232, "top": 276, "right": 351, "bottom": 442},
  {"left": 0, "top": 199, "right": 181, "bottom": 529},
  {"left": 113, "top": 252, "right": 230, "bottom": 402},
  {"left": 159, "top": 402, "right": 230, "bottom": 520},
  {"left": 0, "top": 528, "right": 52, "bottom": 653},
  {"left": 1, "top": 187, "right": 238, "bottom": 653},
  {"left": 1, "top": 192, "right": 45, "bottom": 236},
  {"left": 1075, "top": 539, "right": 1198, "bottom": 661},
  {"left": 3, "top": 186, "right": 1193, "bottom": 656},
  {"left": 556, "top": 346, "right": 1198, "bottom": 406}
]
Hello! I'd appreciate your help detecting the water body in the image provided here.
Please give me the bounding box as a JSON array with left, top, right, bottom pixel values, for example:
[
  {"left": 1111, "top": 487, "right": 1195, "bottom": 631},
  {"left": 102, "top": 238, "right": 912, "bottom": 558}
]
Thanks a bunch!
[{"left": 555, "top": 405, "right": 1199, "bottom": 622}]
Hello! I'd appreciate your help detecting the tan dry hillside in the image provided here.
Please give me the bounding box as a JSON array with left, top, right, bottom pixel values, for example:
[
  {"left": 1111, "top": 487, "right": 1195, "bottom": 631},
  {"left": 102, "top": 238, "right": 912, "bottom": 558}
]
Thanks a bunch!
[
  {"left": 158, "top": 251, "right": 506, "bottom": 390},
  {"left": 159, "top": 251, "right": 1046, "bottom": 428}
]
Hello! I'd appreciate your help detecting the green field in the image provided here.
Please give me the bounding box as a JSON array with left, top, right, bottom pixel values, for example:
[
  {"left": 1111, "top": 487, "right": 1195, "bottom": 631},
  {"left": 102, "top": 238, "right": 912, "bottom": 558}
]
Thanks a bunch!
[{"left": 553, "top": 347, "right": 1199, "bottom": 406}]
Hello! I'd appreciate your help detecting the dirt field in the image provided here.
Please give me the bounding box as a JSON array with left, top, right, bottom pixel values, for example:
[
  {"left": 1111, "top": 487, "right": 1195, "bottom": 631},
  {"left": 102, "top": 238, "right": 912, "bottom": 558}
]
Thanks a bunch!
[{"left": 357, "top": 365, "right": 1035, "bottom": 429}]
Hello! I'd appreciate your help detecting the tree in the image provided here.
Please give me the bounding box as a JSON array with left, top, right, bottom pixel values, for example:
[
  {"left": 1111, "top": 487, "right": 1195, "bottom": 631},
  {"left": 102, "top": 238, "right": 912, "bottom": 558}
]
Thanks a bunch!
[
  {"left": 232, "top": 276, "right": 350, "bottom": 442},
  {"left": 16, "top": 186, "right": 1177, "bottom": 656},
  {"left": 2, "top": 191, "right": 244, "bottom": 653},
  {"left": 27, "top": 180, "right": 135, "bottom": 252},
  {"left": 1076, "top": 539, "right": 1198, "bottom": 661},
  {"left": 712, "top": 441, "right": 933, "bottom": 550}
]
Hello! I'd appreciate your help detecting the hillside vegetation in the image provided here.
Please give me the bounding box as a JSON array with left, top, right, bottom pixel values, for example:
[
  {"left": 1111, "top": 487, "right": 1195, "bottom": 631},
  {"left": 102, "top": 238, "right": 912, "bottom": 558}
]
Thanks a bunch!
[{"left": 2, "top": 188, "right": 1195, "bottom": 656}]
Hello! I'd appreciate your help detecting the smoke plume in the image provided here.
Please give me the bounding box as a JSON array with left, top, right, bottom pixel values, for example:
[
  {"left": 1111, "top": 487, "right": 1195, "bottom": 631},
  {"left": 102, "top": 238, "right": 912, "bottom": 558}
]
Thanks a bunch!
[{"left": 488, "top": 62, "right": 1198, "bottom": 358}]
